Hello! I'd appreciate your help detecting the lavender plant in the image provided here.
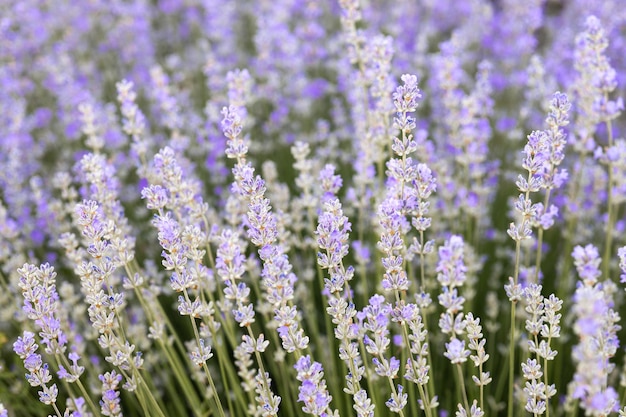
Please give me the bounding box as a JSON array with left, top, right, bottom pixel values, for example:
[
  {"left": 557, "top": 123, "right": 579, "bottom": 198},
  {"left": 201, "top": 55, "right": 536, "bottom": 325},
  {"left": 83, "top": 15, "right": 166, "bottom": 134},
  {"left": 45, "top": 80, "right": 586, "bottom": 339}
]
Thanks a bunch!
[{"left": 2, "top": 2, "right": 626, "bottom": 417}]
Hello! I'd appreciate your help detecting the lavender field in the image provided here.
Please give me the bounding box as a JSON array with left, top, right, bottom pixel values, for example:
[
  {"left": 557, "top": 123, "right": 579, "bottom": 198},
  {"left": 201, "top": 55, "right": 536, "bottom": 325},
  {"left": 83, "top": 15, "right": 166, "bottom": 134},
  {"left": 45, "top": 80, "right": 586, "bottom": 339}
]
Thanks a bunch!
[{"left": 2, "top": 1, "right": 626, "bottom": 416}]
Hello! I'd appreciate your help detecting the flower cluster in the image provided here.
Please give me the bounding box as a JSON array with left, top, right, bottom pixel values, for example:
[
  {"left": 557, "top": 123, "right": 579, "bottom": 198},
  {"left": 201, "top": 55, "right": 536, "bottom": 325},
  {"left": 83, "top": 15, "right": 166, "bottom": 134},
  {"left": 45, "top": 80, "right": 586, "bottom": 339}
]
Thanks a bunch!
[{"left": 3, "top": 3, "right": 626, "bottom": 417}]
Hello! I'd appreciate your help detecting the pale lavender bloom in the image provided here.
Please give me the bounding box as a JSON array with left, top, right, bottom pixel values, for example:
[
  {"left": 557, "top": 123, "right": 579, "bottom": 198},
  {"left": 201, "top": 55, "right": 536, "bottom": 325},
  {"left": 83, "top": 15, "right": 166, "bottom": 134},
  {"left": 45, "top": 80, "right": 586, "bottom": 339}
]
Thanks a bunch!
[
  {"left": 151, "top": 146, "right": 207, "bottom": 221},
  {"left": 522, "top": 357, "right": 548, "bottom": 415},
  {"left": 317, "top": 197, "right": 371, "bottom": 412},
  {"left": 99, "top": 370, "right": 123, "bottom": 417},
  {"left": 116, "top": 79, "right": 148, "bottom": 165},
  {"left": 521, "top": 131, "right": 551, "bottom": 185},
  {"left": 393, "top": 74, "right": 421, "bottom": 115},
  {"left": 76, "top": 151, "right": 136, "bottom": 267},
  {"left": 437, "top": 235, "right": 468, "bottom": 340},
  {"left": 413, "top": 164, "right": 437, "bottom": 203},
  {"left": 221, "top": 106, "right": 246, "bottom": 156},
  {"left": 226, "top": 69, "right": 252, "bottom": 112},
  {"left": 319, "top": 164, "right": 343, "bottom": 205},
  {"left": 353, "top": 390, "right": 375, "bottom": 417},
  {"left": 295, "top": 355, "right": 333, "bottom": 416},
  {"left": 385, "top": 384, "right": 407, "bottom": 413},
  {"left": 366, "top": 35, "right": 394, "bottom": 104},
  {"left": 216, "top": 228, "right": 255, "bottom": 327},
  {"left": 350, "top": 241, "right": 371, "bottom": 270},
  {"left": 223, "top": 102, "right": 317, "bottom": 367},
  {"left": 377, "top": 197, "right": 411, "bottom": 292},
  {"left": 74, "top": 200, "right": 145, "bottom": 376},
  {"left": 242, "top": 176, "right": 279, "bottom": 249},
  {"left": 387, "top": 73, "right": 423, "bottom": 212},
  {"left": 16, "top": 262, "right": 87, "bottom": 391},
  {"left": 571, "top": 15, "right": 623, "bottom": 155},
  {"left": 576, "top": 16, "right": 623, "bottom": 123},
  {"left": 337, "top": 0, "right": 363, "bottom": 64},
  {"left": 618, "top": 246, "right": 626, "bottom": 283},
  {"left": 317, "top": 199, "right": 351, "bottom": 275},
  {"left": 444, "top": 338, "right": 470, "bottom": 364},
  {"left": 569, "top": 249, "right": 621, "bottom": 416},
  {"left": 533, "top": 203, "right": 559, "bottom": 230},
  {"left": 372, "top": 356, "right": 400, "bottom": 378},
  {"left": 188, "top": 339, "right": 213, "bottom": 367},
  {"left": 572, "top": 244, "right": 602, "bottom": 286},
  {"left": 464, "top": 313, "right": 491, "bottom": 387},
  {"left": 524, "top": 92, "right": 569, "bottom": 229},
  {"left": 484, "top": 0, "right": 543, "bottom": 86},
  {"left": 57, "top": 351, "right": 85, "bottom": 383},
  {"left": 454, "top": 400, "right": 484, "bottom": 417},
  {"left": 17, "top": 263, "right": 67, "bottom": 355},
  {"left": 596, "top": 138, "right": 626, "bottom": 206},
  {"left": 407, "top": 162, "right": 437, "bottom": 268},
  {"left": 13, "top": 331, "right": 58, "bottom": 406},
  {"left": 509, "top": 95, "right": 565, "bottom": 254},
  {"left": 543, "top": 92, "right": 570, "bottom": 183},
  {"left": 362, "top": 294, "right": 392, "bottom": 357},
  {"left": 253, "top": 370, "right": 281, "bottom": 417},
  {"left": 149, "top": 66, "right": 181, "bottom": 133},
  {"left": 141, "top": 184, "right": 168, "bottom": 211},
  {"left": 436, "top": 235, "right": 467, "bottom": 289}
]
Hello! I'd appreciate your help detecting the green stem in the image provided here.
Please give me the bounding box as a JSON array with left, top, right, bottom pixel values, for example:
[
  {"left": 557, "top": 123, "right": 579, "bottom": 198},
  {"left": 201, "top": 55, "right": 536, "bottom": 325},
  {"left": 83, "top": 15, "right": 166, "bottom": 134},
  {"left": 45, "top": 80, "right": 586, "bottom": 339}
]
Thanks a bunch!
[
  {"left": 456, "top": 363, "right": 471, "bottom": 414},
  {"left": 507, "top": 299, "right": 517, "bottom": 417},
  {"left": 600, "top": 80, "right": 616, "bottom": 282}
]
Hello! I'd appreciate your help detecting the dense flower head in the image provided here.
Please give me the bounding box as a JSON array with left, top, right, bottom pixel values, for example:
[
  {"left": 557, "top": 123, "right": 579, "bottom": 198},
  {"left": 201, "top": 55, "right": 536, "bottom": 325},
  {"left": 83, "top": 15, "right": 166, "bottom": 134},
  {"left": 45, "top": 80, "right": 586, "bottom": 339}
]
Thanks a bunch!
[
  {"left": 572, "top": 244, "right": 602, "bottom": 286},
  {"left": 573, "top": 14, "right": 623, "bottom": 136},
  {"left": 444, "top": 338, "right": 470, "bottom": 364},
  {"left": 13, "top": 331, "right": 58, "bottom": 406},
  {"left": 570, "top": 243, "right": 621, "bottom": 417},
  {"left": 295, "top": 355, "right": 334, "bottom": 416},
  {"left": 222, "top": 105, "right": 246, "bottom": 152},
  {"left": 393, "top": 74, "right": 421, "bottom": 114},
  {"left": 436, "top": 235, "right": 466, "bottom": 288}
]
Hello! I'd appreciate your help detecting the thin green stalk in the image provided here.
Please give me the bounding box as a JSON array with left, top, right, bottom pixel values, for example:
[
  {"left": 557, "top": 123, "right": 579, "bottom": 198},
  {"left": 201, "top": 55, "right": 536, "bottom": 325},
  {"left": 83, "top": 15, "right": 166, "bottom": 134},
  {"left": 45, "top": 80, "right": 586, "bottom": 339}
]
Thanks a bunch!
[
  {"left": 455, "top": 363, "right": 471, "bottom": 414},
  {"left": 56, "top": 353, "right": 100, "bottom": 417},
  {"left": 181, "top": 288, "right": 226, "bottom": 417},
  {"left": 124, "top": 264, "right": 203, "bottom": 415},
  {"left": 534, "top": 188, "right": 552, "bottom": 283},
  {"left": 507, "top": 299, "right": 517, "bottom": 417},
  {"left": 544, "top": 339, "right": 552, "bottom": 417},
  {"left": 248, "top": 326, "right": 280, "bottom": 416},
  {"left": 51, "top": 403, "right": 63, "bottom": 417},
  {"left": 384, "top": 373, "right": 406, "bottom": 417},
  {"left": 479, "top": 361, "right": 485, "bottom": 412},
  {"left": 202, "top": 362, "right": 226, "bottom": 417},
  {"left": 213, "top": 337, "right": 236, "bottom": 417},
  {"left": 508, "top": 237, "right": 522, "bottom": 417},
  {"left": 420, "top": 309, "right": 437, "bottom": 412},
  {"left": 603, "top": 161, "right": 615, "bottom": 280}
]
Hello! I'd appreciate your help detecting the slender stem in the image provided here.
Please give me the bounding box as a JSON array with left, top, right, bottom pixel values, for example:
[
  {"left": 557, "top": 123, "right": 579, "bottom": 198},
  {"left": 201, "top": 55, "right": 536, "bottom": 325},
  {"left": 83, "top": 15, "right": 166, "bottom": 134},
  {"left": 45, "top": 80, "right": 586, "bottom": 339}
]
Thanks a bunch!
[
  {"left": 248, "top": 326, "right": 279, "bottom": 416},
  {"left": 456, "top": 363, "right": 471, "bottom": 413},
  {"left": 51, "top": 402, "right": 63, "bottom": 417},
  {"left": 182, "top": 288, "right": 226, "bottom": 417},
  {"left": 603, "top": 163, "right": 615, "bottom": 280},
  {"left": 601, "top": 80, "right": 617, "bottom": 282},
  {"left": 544, "top": 335, "right": 552, "bottom": 417},
  {"left": 508, "top": 298, "right": 517, "bottom": 417},
  {"left": 534, "top": 188, "right": 552, "bottom": 283},
  {"left": 384, "top": 373, "right": 406, "bottom": 417},
  {"left": 479, "top": 361, "right": 485, "bottom": 412},
  {"left": 508, "top": 237, "right": 522, "bottom": 417},
  {"left": 56, "top": 354, "right": 100, "bottom": 417}
]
